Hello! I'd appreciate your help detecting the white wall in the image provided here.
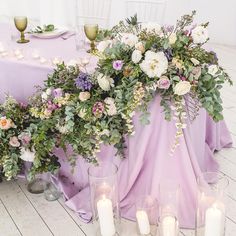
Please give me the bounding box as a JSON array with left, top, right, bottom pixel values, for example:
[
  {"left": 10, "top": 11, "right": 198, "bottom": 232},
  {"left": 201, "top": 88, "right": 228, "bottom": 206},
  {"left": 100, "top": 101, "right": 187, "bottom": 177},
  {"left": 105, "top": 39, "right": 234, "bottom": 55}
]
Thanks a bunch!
[{"left": 0, "top": 0, "right": 236, "bottom": 45}]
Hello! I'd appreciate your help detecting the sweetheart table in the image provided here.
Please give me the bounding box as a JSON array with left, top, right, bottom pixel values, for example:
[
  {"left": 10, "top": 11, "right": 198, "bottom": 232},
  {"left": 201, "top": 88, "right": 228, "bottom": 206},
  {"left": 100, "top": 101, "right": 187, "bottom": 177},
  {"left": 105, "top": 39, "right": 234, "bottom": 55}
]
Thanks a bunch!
[{"left": 0, "top": 23, "right": 232, "bottom": 229}]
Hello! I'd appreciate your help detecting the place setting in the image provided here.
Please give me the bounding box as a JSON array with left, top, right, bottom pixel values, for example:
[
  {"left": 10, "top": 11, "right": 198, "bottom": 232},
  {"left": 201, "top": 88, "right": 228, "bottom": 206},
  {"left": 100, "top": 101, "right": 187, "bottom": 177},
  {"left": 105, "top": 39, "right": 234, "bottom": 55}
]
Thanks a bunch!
[{"left": 0, "top": 1, "right": 235, "bottom": 236}]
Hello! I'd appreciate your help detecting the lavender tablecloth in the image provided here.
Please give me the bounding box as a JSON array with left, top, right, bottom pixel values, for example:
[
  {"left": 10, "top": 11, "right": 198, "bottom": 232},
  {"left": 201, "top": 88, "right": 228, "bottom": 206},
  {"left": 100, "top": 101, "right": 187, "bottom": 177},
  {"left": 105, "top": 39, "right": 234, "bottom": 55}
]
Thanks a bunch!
[{"left": 0, "top": 23, "right": 232, "bottom": 228}]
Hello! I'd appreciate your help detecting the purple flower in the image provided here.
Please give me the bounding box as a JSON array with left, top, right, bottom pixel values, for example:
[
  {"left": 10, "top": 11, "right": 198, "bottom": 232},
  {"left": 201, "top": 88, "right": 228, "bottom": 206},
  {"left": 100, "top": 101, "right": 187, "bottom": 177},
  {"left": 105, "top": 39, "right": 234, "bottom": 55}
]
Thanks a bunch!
[
  {"left": 47, "top": 101, "right": 58, "bottom": 111},
  {"left": 53, "top": 88, "right": 63, "bottom": 98},
  {"left": 113, "top": 60, "right": 123, "bottom": 71},
  {"left": 75, "top": 72, "right": 92, "bottom": 91},
  {"left": 18, "top": 132, "right": 31, "bottom": 146},
  {"left": 157, "top": 76, "right": 171, "bottom": 90},
  {"left": 164, "top": 48, "right": 173, "bottom": 61},
  {"left": 164, "top": 25, "right": 174, "bottom": 33},
  {"left": 92, "top": 102, "right": 104, "bottom": 118}
]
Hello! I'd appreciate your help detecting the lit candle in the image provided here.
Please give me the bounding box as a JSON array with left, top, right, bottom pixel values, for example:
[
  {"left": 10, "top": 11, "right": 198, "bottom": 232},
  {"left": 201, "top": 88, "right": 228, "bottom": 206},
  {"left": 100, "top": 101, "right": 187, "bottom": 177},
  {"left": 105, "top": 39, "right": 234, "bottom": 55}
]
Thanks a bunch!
[
  {"left": 161, "top": 216, "right": 177, "bottom": 236},
  {"left": 205, "top": 204, "right": 223, "bottom": 236},
  {"left": 14, "top": 49, "right": 21, "bottom": 56},
  {"left": 97, "top": 196, "right": 116, "bottom": 236},
  {"left": 40, "top": 57, "right": 47, "bottom": 64},
  {"left": 32, "top": 50, "right": 40, "bottom": 59},
  {"left": 0, "top": 43, "right": 5, "bottom": 53},
  {"left": 16, "top": 54, "right": 24, "bottom": 60},
  {"left": 136, "top": 210, "right": 150, "bottom": 235}
]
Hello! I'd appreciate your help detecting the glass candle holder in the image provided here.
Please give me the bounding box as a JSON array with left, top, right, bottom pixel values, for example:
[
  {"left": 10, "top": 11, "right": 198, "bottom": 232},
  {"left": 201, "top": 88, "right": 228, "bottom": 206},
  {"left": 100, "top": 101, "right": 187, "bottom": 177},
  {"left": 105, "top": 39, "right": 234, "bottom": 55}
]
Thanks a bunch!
[
  {"left": 159, "top": 180, "right": 180, "bottom": 236},
  {"left": 196, "top": 172, "right": 228, "bottom": 236},
  {"left": 135, "top": 195, "right": 158, "bottom": 236},
  {"left": 88, "top": 163, "right": 120, "bottom": 236}
]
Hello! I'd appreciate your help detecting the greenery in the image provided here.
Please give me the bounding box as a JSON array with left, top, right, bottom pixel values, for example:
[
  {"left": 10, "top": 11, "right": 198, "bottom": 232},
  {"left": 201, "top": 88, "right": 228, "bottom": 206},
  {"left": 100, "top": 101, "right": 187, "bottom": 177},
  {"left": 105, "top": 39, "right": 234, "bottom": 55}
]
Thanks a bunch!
[
  {"left": 0, "top": 12, "right": 232, "bottom": 180},
  {"left": 29, "top": 24, "right": 56, "bottom": 34}
]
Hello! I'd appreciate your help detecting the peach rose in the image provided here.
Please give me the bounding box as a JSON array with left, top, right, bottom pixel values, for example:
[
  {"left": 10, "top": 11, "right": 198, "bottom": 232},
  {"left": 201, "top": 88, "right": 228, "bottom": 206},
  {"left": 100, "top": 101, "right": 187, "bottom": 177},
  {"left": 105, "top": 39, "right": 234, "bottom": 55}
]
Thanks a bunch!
[
  {"left": 0, "top": 117, "right": 14, "bottom": 130},
  {"left": 9, "top": 136, "right": 20, "bottom": 147}
]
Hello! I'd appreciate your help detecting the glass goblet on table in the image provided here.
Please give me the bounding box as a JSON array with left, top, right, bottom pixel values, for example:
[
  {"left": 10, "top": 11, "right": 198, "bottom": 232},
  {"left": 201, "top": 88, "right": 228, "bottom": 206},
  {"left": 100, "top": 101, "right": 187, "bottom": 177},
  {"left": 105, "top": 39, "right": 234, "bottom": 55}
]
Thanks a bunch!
[
  {"left": 14, "top": 16, "right": 30, "bottom": 43},
  {"left": 84, "top": 24, "right": 98, "bottom": 53}
]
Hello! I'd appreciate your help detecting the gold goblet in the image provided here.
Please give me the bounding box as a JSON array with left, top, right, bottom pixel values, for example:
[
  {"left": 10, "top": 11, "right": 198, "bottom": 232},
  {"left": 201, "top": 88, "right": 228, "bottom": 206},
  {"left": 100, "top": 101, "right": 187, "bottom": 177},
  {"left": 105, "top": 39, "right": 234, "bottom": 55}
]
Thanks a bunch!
[
  {"left": 14, "top": 16, "right": 30, "bottom": 43},
  {"left": 84, "top": 24, "right": 98, "bottom": 53}
]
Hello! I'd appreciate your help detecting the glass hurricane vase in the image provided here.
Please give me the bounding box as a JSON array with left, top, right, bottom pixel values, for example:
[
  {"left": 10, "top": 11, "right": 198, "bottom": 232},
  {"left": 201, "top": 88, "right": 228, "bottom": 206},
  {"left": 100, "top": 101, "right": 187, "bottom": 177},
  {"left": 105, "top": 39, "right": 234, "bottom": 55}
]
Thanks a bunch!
[{"left": 88, "top": 162, "right": 120, "bottom": 236}]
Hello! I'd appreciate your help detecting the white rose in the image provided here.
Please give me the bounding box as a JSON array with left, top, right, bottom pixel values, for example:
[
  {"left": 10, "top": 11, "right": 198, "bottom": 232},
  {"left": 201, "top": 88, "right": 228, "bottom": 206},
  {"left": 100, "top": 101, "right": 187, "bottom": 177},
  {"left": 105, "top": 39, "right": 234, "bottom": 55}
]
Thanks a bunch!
[
  {"left": 141, "top": 22, "right": 162, "bottom": 35},
  {"left": 174, "top": 81, "right": 191, "bottom": 96},
  {"left": 121, "top": 33, "right": 138, "bottom": 47},
  {"left": 97, "top": 40, "right": 112, "bottom": 52},
  {"left": 104, "top": 97, "right": 117, "bottom": 116},
  {"left": 208, "top": 65, "right": 218, "bottom": 76},
  {"left": 46, "top": 88, "right": 52, "bottom": 95},
  {"left": 191, "top": 26, "right": 208, "bottom": 44},
  {"left": 100, "top": 129, "right": 110, "bottom": 136},
  {"left": 135, "top": 42, "right": 145, "bottom": 53},
  {"left": 132, "top": 50, "right": 142, "bottom": 64},
  {"left": 97, "top": 73, "right": 114, "bottom": 91},
  {"left": 140, "top": 51, "right": 168, "bottom": 78},
  {"left": 67, "top": 59, "right": 77, "bottom": 67},
  {"left": 41, "top": 92, "right": 48, "bottom": 101},
  {"left": 20, "top": 148, "right": 35, "bottom": 162},
  {"left": 79, "top": 91, "right": 91, "bottom": 101},
  {"left": 169, "top": 33, "right": 177, "bottom": 45}
]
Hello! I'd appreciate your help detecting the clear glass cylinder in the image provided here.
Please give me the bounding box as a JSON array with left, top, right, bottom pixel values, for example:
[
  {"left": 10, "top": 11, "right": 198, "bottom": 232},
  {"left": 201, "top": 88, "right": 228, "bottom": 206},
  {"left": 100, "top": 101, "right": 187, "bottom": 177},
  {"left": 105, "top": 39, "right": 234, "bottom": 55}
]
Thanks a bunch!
[
  {"left": 135, "top": 195, "right": 158, "bottom": 236},
  {"left": 159, "top": 180, "right": 180, "bottom": 236},
  {"left": 88, "top": 163, "right": 120, "bottom": 236},
  {"left": 196, "top": 172, "right": 228, "bottom": 236}
]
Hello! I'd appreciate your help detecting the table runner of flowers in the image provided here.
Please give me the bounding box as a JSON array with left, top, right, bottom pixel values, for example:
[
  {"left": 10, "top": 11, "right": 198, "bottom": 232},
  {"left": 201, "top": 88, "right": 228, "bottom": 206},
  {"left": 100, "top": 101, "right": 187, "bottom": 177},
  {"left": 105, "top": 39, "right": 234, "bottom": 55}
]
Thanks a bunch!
[{"left": 0, "top": 11, "right": 232, "bottom": 180}]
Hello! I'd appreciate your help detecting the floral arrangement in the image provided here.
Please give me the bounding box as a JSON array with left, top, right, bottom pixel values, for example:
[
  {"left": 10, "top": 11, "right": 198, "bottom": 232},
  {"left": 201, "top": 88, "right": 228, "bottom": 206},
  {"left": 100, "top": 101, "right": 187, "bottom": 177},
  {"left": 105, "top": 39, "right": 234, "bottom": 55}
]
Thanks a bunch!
[
  {"left": 0, "top": 11, "right": 232, "bottom": 179},
  {"left": 0, "top": 96, "right": 60, "bottom": 180}
]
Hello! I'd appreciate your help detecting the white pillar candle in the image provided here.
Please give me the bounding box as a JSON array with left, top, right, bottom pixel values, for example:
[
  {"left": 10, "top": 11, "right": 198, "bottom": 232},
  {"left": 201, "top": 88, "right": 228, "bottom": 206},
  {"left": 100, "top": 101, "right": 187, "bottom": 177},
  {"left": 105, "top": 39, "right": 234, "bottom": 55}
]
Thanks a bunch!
[
  {"left": 161, "top": 216, "right": 176, "bottom": 236},
  {"left": 136, "top": 210, "right": 151, "bottom": 235},
  {"left": 205, "top": 205, "right": 223, "bottom": 236},
  {"left": 97, "top": 196, "right": 116, "bottom": 236}
]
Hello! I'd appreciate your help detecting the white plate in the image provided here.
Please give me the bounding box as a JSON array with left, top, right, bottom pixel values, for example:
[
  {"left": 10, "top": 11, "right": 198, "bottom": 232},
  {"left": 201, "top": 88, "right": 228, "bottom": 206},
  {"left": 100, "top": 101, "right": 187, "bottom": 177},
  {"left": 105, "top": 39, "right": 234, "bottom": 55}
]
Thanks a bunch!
[{"left": 31, "top": 29, "right": 68, "bottom": 39}]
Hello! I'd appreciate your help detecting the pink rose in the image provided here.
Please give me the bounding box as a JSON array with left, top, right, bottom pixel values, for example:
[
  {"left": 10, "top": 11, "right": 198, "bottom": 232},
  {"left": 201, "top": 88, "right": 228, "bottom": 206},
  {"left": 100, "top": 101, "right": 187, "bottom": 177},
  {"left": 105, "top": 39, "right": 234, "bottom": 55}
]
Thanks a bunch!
[
  {"left": 9, "top": 136, "right": 20, "bottom": 147},
  {"left": 92, "top": 102, "right": 105, "bottom": 118},
  {"left": 157, "top": 76, "right": 171, "bottom": 90}
]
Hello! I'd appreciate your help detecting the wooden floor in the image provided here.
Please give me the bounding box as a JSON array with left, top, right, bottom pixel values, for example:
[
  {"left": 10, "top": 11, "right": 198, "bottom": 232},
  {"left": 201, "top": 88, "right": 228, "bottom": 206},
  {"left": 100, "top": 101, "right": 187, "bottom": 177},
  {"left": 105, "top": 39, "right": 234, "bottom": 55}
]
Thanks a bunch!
[{"left": 0, "top": 44, "right": 236, "bottom": 236}]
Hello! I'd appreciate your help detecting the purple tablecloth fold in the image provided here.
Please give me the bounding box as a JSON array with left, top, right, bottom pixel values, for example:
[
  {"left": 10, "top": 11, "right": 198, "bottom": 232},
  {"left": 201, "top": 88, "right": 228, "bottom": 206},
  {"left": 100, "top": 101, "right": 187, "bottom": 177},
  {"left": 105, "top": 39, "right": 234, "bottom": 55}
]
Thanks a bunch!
[{"left": 54, "top": 96, "right": 232, "bottom": 229}]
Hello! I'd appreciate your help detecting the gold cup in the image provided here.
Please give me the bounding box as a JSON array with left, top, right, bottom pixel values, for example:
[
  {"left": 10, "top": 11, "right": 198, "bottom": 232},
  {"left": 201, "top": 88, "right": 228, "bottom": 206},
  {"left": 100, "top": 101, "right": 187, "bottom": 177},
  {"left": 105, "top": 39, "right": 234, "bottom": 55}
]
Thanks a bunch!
[
  {"left": 84, "top": 24, "right": 98, "bottom": 53},
  {"left": 14, "top": 16, "right": 30, "bottom": 43}
]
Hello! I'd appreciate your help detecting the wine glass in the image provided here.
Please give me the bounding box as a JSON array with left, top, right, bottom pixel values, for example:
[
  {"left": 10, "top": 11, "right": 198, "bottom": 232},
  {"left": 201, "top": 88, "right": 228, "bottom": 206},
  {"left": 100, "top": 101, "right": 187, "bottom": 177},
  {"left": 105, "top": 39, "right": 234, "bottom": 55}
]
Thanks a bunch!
[
  {"left": 14, "top": 16, "right": 30, "bottom": 43},
  {"left": 84, "top": 24, "right": 98, "bottom": 53}
]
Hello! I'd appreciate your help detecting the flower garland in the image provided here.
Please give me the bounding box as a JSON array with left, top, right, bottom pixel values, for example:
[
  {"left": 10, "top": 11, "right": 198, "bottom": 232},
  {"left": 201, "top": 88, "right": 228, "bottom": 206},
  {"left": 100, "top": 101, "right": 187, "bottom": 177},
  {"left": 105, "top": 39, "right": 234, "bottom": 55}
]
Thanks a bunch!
[{"left": 0, "top": 11, "right": 232, "bottom": 180}]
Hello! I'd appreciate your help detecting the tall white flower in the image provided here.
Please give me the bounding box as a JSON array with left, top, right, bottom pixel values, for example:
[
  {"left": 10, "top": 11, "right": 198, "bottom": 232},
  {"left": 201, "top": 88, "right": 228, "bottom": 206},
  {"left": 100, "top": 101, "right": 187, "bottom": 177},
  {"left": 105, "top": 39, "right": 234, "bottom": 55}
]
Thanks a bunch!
[
  {"left": 191, "top": 26, "right": 208, "bottom": 44},
  {"left": 20, "top": 148, "right": 35, "bottom": 162},
  {"left": 104, "top": 97, "right": 117, "bottom": 116},
  {"left": 120, "top": 33, "right": 138, "bottom": 47},
  {"left": 208, "top": 65, "right": 218, "bottom": 76},
  {"left": 132, "top": 50, "right": 142, "bottom": 64},
  {"left": 97, "top": 73, "right": 114, "bottom": 91},
  {"left": 141, "top": 22, "right": 162, "bottom": 35},
  {"left": 97, "top": 40, "right": 112, "bottom": 52},
  {"left": 140, "top": 51, "right": 168, "bottom": 78},
  {"left": 174, "top": 81, "right": 191, "bottom": 96}
]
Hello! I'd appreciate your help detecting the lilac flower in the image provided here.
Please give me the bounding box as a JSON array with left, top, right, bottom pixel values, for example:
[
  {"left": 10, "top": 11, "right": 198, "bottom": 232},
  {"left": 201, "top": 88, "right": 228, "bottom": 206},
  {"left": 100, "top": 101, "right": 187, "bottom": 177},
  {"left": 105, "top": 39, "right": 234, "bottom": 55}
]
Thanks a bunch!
[
  {"left": 75, "top": 72, "right": 92, "bottom": 91},
  {"left": 92, "top": 102, "right": 105, "bottom": 118},
  {"left": 164, "top": 25, "right": 174, "bottom": 33},
  {"left": 53, "top": 88, "right": 63, "bottom": 98},
  {"left": 113, "top": 60, "right": 123, "bottom": 71}
]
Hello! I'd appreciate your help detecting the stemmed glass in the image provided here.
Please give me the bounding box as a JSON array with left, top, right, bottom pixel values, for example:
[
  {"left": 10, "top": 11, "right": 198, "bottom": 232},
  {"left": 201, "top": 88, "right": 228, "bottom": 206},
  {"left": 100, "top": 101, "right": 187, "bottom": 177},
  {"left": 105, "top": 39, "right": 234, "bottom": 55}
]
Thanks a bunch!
[
  {"left": 14, "top": 16, "right": 30, "bottom": 43},
  {"left": 84, "top": 24, "right": 98, "bottom": 53}
]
